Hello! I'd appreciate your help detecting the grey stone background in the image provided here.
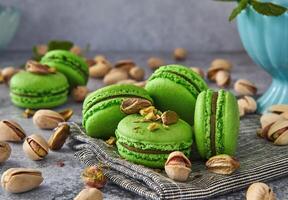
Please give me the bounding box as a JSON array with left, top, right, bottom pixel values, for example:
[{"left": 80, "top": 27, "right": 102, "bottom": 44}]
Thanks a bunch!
[{"left": 1, "top": 0, "right": 243, "bottom": 52}]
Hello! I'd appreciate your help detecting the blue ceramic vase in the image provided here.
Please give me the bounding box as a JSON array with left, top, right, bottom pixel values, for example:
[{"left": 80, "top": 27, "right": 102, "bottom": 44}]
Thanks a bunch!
[{"left": 237, "top": 0, "right": 288, "bottom": 113}]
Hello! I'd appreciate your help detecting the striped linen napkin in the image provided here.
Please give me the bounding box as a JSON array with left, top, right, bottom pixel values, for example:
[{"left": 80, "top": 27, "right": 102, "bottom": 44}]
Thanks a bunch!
[{"left": 67, "top": 115, "right": 288, "bottom": 200}]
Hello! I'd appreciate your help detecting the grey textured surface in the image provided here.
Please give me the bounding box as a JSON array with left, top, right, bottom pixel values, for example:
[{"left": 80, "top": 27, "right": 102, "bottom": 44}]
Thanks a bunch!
[
  {"left": 0, "top": 0, "right": 243, "bottom": 52},
  {"left": 0, "top": 51, "right": 287, "bottom": 200}
]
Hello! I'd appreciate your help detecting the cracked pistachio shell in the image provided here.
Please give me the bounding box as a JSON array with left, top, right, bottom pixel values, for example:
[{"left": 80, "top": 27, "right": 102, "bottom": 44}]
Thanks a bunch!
[
  {"left": 0, "top": 120, "right": 26, "bottom": 142},
  {"left": 0, "top": 141, "right": 11, "bottom": 163},
  {"left": 267, "top": 120, "right": 288, "bottom": 141},
  {"left": 246, "top": 182, "right": 275, "bottom": 200},
  {"left": 33, "top": 110, "right": 65, "bottom": 130},
  {"left": 74, "top": 188, "right": 103, "bottom": 200},
  {"left": 1, "top": 168, "right": 43, "bottom": 193},
  {"left": 23, "top": 134, "right": 49, "bottom": 160},
  {"left": 165, "top": 151, "right": 191, "bottom": 182}
]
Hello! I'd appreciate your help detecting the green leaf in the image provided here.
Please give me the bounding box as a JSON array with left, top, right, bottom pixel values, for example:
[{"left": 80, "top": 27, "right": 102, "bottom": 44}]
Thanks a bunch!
[
  {"left": 47, "top": 40, "right": 74, "bottom": 51},
  {"left": 32, "top": 46, "right": 43, "bottom": 61},
  {"left": 229, "top": 0, "right": 248, "bottom": 21},
  {"left": 251, "top": 0, "right": 287, "bottom": 16}
]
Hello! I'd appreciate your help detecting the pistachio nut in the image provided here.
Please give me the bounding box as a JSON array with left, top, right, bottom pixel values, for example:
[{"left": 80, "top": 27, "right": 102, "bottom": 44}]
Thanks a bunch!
[
  {"left": 1, "top": 66, "right": 17, "bottom": 83},
  {"left": 58, "top": 108, "right": 74, "bottom": 121},
  {"left": 234, "top": 79, "right": 257, "bottom": 96},
  {"left": 1, "top": 168, "right": 43, "bottom": 193},
  {"left": 72, "top": 86, "right": 89, "bottom": 102},
  {"left": 25, "top": 60, "right": 56, "bottom": 74},
  {"left": 190, "top": 67, "right": 205, "bottom": 78},
  {"left": 165, "top": 151, "right": 191, "bottom": 182},
  {"left": 70, "top": 45, "right": 82, "bottom": 56},
  {"left": 129, "top": 66, "right": 145, "bottom": 81},
  {"left": 48, "top": 124, "right": 70, "bottom": 150},
  {"left": 23, "top": 134, "right": 49, "bottom": 160},
  {"left": 246, "top": 182, "right": 276, "bottom": 200},
  {"left": 121, "top": 98, "right": 152, "bottom": 114},
  {"left": 215, "top": 70, "right": 230, "bottom": 87},
  {"left": 114, "top": 59, "right": 136, "bottom": 72},
  {"left": 0, "top": 141, "right": 11, "bottom": 163},
  {"left": 161, "top": 111, "right": 179, "bottom": 125},
  {"left": 89, "top": 61, "right": 112, "bottom": 78},
  {"left": 0, "top": 120, "right": 26, "bottom": 142},
  {"left": 260, "top": 113, "right": 283, "bottom": 129},
  {"left": 268, "top": 104, "right": 288, "bottom": 114},
  {"left": 35, "top": 44, "right": 48, "bottom": 56},
  {"left": 147, "top": 57, "right": 165, "bottom": 70},
  {"left": 206, "top": 154, "right": 240, "bottom": 175},
  {"left": 81, "top": 166, "right": 107, "bottom": 189},
  {"left": 238, "top": 103, "right": 245, "bottom": 118},
  {"left": 0, "top": 72, "right": 4, "bottom": 83},
  {"left": 207, "top": 59, "right": 232, "bottom": 81},
  {"left": 238, "top": 96, "right": 257, "bottom": 114},
  {"left": 139, "top": 106, "right": 157, "bottom": 116},
  {"left": 105, "top": 136, "right": 116, "bottom": 146},
  {"left": 267, "top": 119, "right": 288, "bottom": 145},
  {"left": 94, "top": 55, "right": 107, "bottom": 62},
  {"left": 33, "top": 109, "right": 65, "bottom": 129},
  {"left": 116, "top": 79, "right": 137, "bottom": 85},
  {"left": 173, "top": 48, "right": 188, "bottom": 61},
  {"left": 22, "top": 108, "right": 36, "bottom": 118},
  {"left": 147, "top": 122, "right": 160, "bottom": 131},
  {"left": 74, "top": 188, "right": 103, "bottom": 200},
  {"left": 86, "top": 59, "right": 96, "bottom": 67},
  {"left": 103, "top": 69, "right": 129, "bottom": 85}
]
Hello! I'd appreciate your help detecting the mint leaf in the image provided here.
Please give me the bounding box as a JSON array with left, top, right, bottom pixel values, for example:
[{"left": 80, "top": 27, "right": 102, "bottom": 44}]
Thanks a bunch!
[
  {"left": 47, "top": 40, "right": 74, "bottom": 51},
  {"left": 229, "top": 0, "right": 248, "bottom": 21},
  {"left": 251, "top": 0, "right": 287, "bottom": 16}
]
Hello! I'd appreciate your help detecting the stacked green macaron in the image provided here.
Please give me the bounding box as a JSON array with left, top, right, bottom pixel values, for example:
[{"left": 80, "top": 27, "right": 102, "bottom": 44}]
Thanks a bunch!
[
  {"left": 145, "top": 65, "right": 208, "bottom": 125},
  {"left": 194, "top": 89, "right": 239, "bottom": 159},
  {"left": 82, "top": 84, "right": 153, "bottom": 139},
  {"left": 10, "top": 71, "right": 69, "bottom": 109},
  {"left": 41, "top": 50, "right": 89, "bottom": 87},
  {"left": 116, "top": 114, "right": 193, "bottom": 168}
]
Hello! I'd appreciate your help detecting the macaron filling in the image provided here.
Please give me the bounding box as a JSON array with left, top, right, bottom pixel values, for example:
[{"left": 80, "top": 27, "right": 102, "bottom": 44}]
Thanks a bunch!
[
  {"left": 210, "top": 92, "right": 218, "bottom": 156},
  {"left": 119, "top": 143, "right": 177, "bottom": 154}
]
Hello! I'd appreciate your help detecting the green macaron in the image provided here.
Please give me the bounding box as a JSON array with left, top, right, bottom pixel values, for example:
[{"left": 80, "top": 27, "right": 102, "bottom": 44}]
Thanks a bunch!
[
  {"left": 116, "top": 114, "right": 193, "bottom": 168},
  {"left": 194, "top": 89, "right": 239, "bottom": 159},
  {"left": 10, "top": 71, "right": 69, "bottom": 109},
  {"left": 82, "top": 84, "right": 153, "bottom": 139},
  {"left": 145, "top": 65, "right": 208, "bottom": 125},
  {"left": 40, "top": 50, "right": 88, "bottom": 87}
]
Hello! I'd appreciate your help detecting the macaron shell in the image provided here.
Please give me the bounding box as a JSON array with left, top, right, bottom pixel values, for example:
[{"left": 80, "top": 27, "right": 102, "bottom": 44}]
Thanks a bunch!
[
  {"left": 41, "top": 50, "right": 88, "bottom": 87},
  {"left": 116, "top": 114, "right": 193, "bottom": 150},
  {"left": 10, "top": 92, "right": 68, "bottom": 109},
  {"left": 83, "top": 84, "right": 153, "bottom": 115},
  {"left": 10, "top": 71, "right": 69, "bottom": 95},
  {"left": 145, "top": 78, "right": 196, "bottom": 125},
  {"left": 220, "top": 90, "right": 239, "bottom": 155},
  {"left": 84, "top": 102, "right": 126, "bottom": 139},
  {"left": 9, "top": 71, "right": 69, "bottom": 109},
  {"left": 117, "top": 142, "right": 191, "bottom": 168},
  {"left": 146, "top": 65, "right": 208, "bottom": 125},
  {"left": 194, "top": 90, "right": 210, "bottom": 159},
  {"left": 116, "top": 114, "right": 193, "bottom": 168},
  {"left": 82, "top": 84, "right": 153, "bottom": 139}
]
